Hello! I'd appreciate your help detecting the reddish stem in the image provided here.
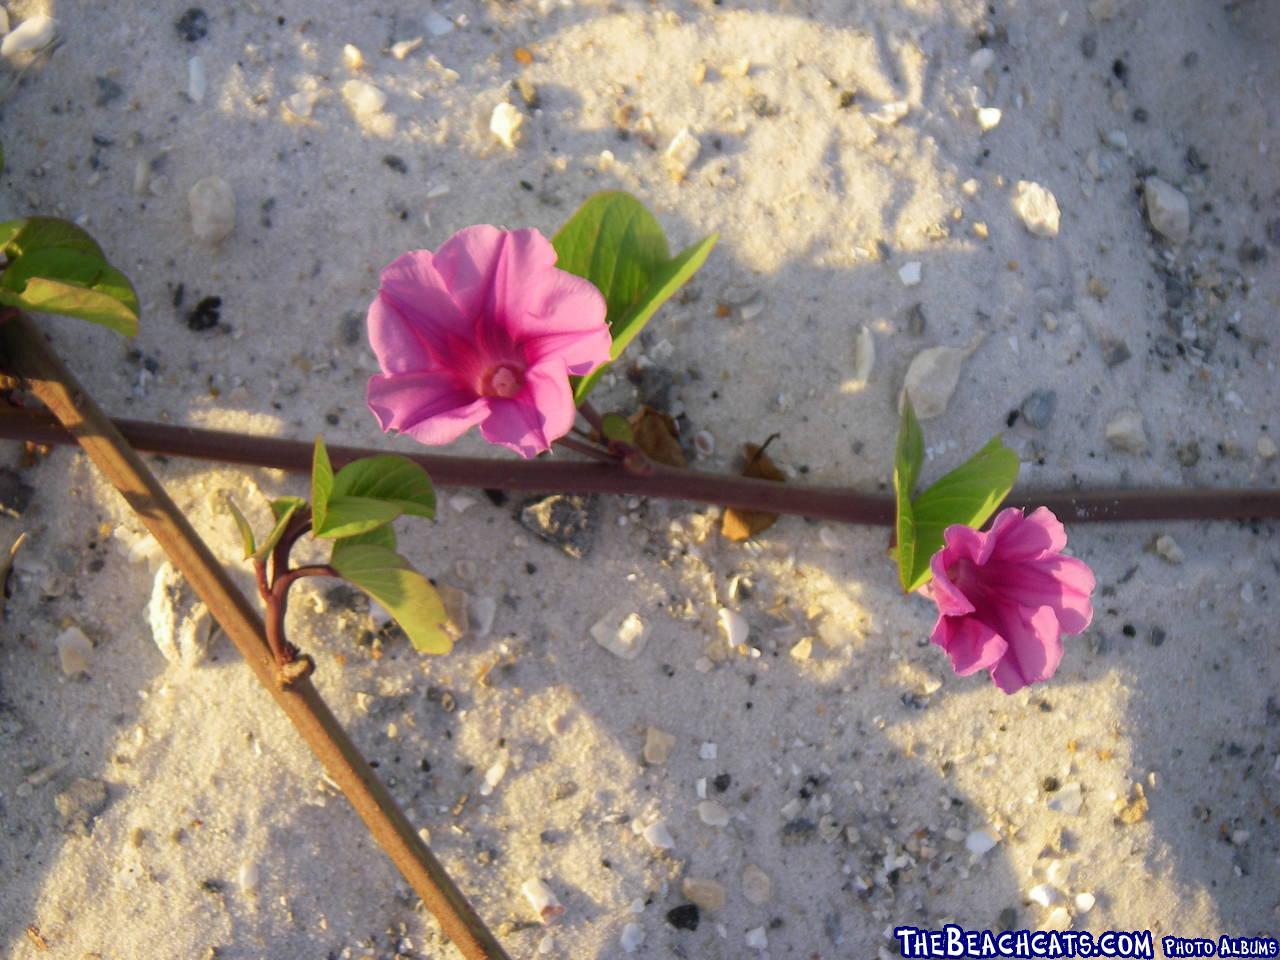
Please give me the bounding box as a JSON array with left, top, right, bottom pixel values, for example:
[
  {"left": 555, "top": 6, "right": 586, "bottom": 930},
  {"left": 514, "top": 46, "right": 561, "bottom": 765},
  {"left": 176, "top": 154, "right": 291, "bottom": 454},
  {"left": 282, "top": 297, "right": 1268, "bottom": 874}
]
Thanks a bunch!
[{"left": 1, "top": 406, "right": 1279, "bottom": 524}]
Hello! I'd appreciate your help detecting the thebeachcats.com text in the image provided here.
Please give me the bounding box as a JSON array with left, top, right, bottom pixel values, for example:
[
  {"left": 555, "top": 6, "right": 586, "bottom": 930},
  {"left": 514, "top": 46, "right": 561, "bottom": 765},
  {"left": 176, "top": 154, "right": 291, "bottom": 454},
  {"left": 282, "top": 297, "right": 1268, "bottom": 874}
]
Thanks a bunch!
[{"left": 894, "top": 926, "right": 1279, "bottom": 959}]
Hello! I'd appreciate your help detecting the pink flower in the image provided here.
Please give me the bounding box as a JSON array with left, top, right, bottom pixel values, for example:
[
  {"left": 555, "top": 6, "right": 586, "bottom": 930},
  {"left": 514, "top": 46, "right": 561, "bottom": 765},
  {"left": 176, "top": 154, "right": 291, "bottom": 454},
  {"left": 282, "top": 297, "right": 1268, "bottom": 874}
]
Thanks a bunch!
[
  {"left": 366, "top": 226, "right": 611, "bottom": 458},
  {"left": 924, "top": 507, "right": 1095, "bottom": 694}
]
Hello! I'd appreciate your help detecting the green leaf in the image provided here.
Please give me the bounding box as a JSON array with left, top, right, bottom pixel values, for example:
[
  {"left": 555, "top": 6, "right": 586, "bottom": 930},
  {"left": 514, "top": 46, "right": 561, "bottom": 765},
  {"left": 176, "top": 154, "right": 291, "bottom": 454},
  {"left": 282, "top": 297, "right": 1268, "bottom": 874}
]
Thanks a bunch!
[
  {"left": 254, "top": 496, "right": 307, "bottom": 561},
  {"left": 0, "top": 247, "right": 139, "bottom": 335},
  {"left": 311, "top": 436, "right": 335, "bottom": 534},
  {"left": 335, "top": 523, "right": 397, "bottom": 552},
  {"left": 600, "top": 412, "right": 634, "bottom": 444},
  {"left": 901, "top": 435, "right": 1021, "bottom": 593},
  {"left": 226, "top": 498, "right": 257, "bottom": 560},
  {"left": 552, "top": 191, "right": 717, "bottom": 403},
  {"left": 894, "top": 395, "right": 925, "bottom": 592},
  {"left": 330, "top": 543, "right": 452, "bottom": 654},
  {"left": 332, "top": 455, "right": 435, "bottom": 519},
  {"left": 313, "top": 495, "right": 401, "bottom": 540},
  {"left": 0, "top": 217, "right": 105, "bottom": 260},
  {"left": 552, "top": 191, "right": 671, "bottom": 318}
]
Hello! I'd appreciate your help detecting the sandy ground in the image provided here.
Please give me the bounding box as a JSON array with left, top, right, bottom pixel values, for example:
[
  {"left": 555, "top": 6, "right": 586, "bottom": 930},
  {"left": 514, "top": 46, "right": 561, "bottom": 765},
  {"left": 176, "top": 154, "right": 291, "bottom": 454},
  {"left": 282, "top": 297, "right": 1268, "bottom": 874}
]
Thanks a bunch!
[{"left": 2, "top": 0, "right": 1279, "bottom": 957}]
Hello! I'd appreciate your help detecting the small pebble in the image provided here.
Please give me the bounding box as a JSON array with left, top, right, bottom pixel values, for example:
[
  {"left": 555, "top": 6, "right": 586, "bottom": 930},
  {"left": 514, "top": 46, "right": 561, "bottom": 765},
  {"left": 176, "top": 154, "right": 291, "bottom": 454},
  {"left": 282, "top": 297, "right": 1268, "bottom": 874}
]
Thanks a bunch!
[
  {"left": 789, "top": 637, "right": 813, "bottom": 661},
  {"left": 900, "top": 339, "right": 981, "bottom": 419},
  {"left": 643, "top": 726, "right": 676, "bottom": 765},
  {"left": 188, "top": 176, "right": 236, "bottom": 243},
  {"left": 592, "top": 610, "right": 649, "bottom": 660},
  {"left": 479, "top": 760, "right": 507, "bottom": 797},
  {"left": 342, "top": 43, "right": 365, "bottom": 71},
  {"left": 1105, "top": 410, "right": 1147, "bottom": 452},
  {"left": 1027, "top": 883, "right": 1062, "bottom": 908},
  {"left": 55, "top": 626, "right": 93, "bottom": 676},
  {"left": 1154, "top": 535, "right": 1184, "bottom": 564},
  {"left": 745, "top": 926, "right": 769, "bottom": 950},
  {"left": 1020, "top": 390, "right": 1057, "bottom": 429},
  {"left": 1, "top": 13, "right": 56, "bottom": 57},
  {"left": 666, "top": 904, "right": 700, "bottom": 931},
  {"left": 698, "top": 800, "right": 730, "bottom": 827},
  {"left": 965, "top": 829, "right": 999, "bottom": 857},
  {"left": 343, "top": 79, "right": 386, "bottom": 116},
  {"left": 188, "top": 55, "right": 207, "bottom": 103},
  {"left": 521, "top": 878, "right": 565, "bottom": 922},
  {"left": 742, "top": 864, "right": 771, "bottom": 904},
  {"left": 490, "top": 102, "right": 524, "bottom": 149},
  {"left": 237, "top": 860, "right": 259, "bottom": 896},
  {"left": 976, "top": 106, "right": 1002, "bottom": 131},
  {"left": 898, "top": 261, "right": 922, "bottom": 286},
  {"left": 1047, "top": 781, "right": 1084, "bottom": 816},
  {"left": 1013, "top": 180, "right": 1061, "bottom": 237},
  {"left": 717, "top": 608, "right": 749, "bottom": 650},
  {"left": 851, "top": 323, "right": 875, "bottom": 386},
  {"left": 664, "top": 128, "right": 701, "bottom": 181},
  {"left": 390, "top": 37, "right": 423, "bottom": 60},
  {"left": 699, "top": 741, "right": 718, "bottom": 761},
  {"left": 1258, "top": 436, "right": 1278, "bottom": 461},
  {"left": 868, "top": 100, "right": 909, "bottom": 125},
  {"left": 693, "top": 430, "right": 715, "bottom": 457},
  {"left": 620, "top": 922, "right": 645, "bottom": 953},
  {"left": 1074, "top": 892, "right": 1096, "bottom": 913},
  {"left": 175, "top": 8, "right": 208, "bottom": 42},
  {"left": 1143, "top": 177, "right": 1191, "bottom": 244},
  {"left": 681, "top": 877, "right": 726, "bottom": 912},
  {"left": 643, "top": 820, "right": 675, "bottom": 850}
]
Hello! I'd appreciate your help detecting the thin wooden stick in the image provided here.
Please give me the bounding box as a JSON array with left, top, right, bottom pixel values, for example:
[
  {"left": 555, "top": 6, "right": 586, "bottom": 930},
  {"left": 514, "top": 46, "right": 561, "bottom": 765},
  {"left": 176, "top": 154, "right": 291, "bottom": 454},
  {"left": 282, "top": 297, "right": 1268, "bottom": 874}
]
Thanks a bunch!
[
  {"left": 0, "top": 312, "right": 510, "bottom": 960},
  {"left": 0, "top": 405, "right": 1278, "bottom": 524}
]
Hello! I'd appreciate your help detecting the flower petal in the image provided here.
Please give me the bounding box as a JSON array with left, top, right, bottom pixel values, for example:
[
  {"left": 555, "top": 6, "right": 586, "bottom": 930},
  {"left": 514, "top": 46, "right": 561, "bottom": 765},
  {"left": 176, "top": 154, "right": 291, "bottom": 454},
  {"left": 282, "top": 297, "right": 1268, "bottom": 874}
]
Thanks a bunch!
[
  {"left": 367, "top": 372, "right": 489, "bottom": 445},
  {"left": 982, "top": 555, "right": 1095, "bottom": 635},
  {"left": 928, "top": 548, "right": 976, "bottom": 616},
  {"left": 513, "top": 270, "right": 611, "bottom": 375},
  {"left": 931, "top": 615, "right": 1008, "bottom": 676},
  {"left": 942, "top": 523, "right": 987, "bottom": 564},
  {"left": 521, "top": 359, "right": 577, "bottom": 444},
  {"left": 479, "top": 397, "right": 552, "bottom": 458},
  {"left": 987, "top": 506, "right": 1067, "bottom": 562},
  {"left": 431, "top": 225, "right": 557, "bottom": 327},
  {"left": 372, "top": 251, "right": 471, "bottom": 368},
  {"left": 988, "top": 604, "right": 1064, "bottom": 694}
]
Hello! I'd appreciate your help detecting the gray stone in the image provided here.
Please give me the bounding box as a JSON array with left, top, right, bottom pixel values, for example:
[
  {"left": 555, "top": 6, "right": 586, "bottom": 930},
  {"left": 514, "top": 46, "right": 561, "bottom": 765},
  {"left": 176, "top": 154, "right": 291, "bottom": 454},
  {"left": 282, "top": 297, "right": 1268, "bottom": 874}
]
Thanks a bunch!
[
  {"left": 1105, "top": 410, "right": 1147, "bottom": 452},
  {"left": 1143, "top": 177, "right": 1190, "bottom": 244},
  {"left": 518, "top": 494, "right": 599, "bottom": 558},
  {"left": 0, "top": 469, "right": 34, "bottom": 518},
  {"left": 1100, "top": 338, "right": 1131, "bottom": 367},
  {"left": 1020, "top": 390, "right": 1057, "bottom": 429}
]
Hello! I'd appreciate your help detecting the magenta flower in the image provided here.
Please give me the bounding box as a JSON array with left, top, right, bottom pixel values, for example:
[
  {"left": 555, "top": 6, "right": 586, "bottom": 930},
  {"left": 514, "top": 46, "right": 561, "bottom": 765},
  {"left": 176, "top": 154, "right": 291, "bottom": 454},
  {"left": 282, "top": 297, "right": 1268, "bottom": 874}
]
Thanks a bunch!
[
  {"left": 365, "top": 226, "right": 611, "bottom": 458},
  {"left": 924, "top": 507, "right": 1095, "bottom": 694}
]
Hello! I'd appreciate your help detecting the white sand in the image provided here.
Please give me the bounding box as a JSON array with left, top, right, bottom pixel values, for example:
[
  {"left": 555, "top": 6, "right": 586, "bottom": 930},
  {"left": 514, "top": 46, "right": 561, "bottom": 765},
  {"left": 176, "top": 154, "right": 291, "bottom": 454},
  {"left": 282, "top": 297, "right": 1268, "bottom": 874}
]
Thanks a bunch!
[{"left": 2, "top": 0, "right": 1278, "bottom": 956}]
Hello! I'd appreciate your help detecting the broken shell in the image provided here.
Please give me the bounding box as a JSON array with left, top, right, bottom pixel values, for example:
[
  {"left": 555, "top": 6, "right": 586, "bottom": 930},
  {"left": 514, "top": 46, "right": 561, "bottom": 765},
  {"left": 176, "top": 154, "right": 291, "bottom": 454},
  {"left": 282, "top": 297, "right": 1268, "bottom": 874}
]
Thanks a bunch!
[{"left": 899, "top": 338, "right": 982, "bottom": 419}]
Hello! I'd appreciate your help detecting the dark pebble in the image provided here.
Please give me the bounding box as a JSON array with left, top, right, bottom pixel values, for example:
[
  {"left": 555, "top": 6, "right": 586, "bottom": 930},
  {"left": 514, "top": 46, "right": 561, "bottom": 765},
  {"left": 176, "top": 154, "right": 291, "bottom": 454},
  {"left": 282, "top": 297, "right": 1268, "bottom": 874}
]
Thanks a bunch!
[
  {"left": 175, "top": 8, "right": 209, "bottom": 42},
  {"left": 482, "top": 488, "right": 508, "bottom": 507},
  {"left": 666, "top": 904, "right": 700, "bottom": 931},
  {"left": 1081, "top": 33, "right": 1097, "bottom": 59},
  {"left": 1112, "top": 59, "right": 1128, "bottom": 84},
  {"left": 383, "top": 155, "right": 407, "bottom": 174},
  {"left": 1237, "top": 239, "right": 1266, "bottom": 264},
  {"left": 712, "top": 773, "right": 731, "bottom": 793},
  {"left": 339, "top": 310, "right": 362, "bottom": 345},
  {"left": 780, "top": 817, "right": 816, "bottom": 843},
  {"left": 1020, "top": 390, "right": 1057, "bottom": 429},
  {"left": 1101, "top": 339, "right": 1131, "bottom": 368},
  {"left": 1176, "top": 440, "right": 1201, "bottom": 467},
  {"left": 0, "top": 469, "right": 35, "bottom": 518},
  {"left": 1149, "top": 626, "right": 1167, "bottom": 647},
  {"left": 905, "top": 301, "right": 927, "bottom": 336},
  {"left": 748, "top": 93, "right": 780, "bottom": 117},
  {"left": 95, "top": 77, "right": 124, "bottom": 107},
  {"left": 1043, "top": 776, "right": 1061, "bottom": 792},
  {"left": 1121, "top": 624, "right": 1136, "bottom": 638},
  {"left": 838, "top": 90, "right": 857, "bottom": 109},
  {"left": 517, "top": 494, "right": 599, "bottom": 559},
  {"left": 185, "top": 295, "right": 222, "bottom": 332}
]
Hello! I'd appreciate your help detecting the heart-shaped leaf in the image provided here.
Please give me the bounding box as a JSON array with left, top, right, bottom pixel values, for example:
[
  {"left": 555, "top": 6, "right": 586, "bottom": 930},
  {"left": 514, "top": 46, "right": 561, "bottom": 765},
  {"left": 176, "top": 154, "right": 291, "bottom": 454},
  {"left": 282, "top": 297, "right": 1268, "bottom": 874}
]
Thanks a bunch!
[
  {"left": 315, "top": 495, "right": 401, "bottom": 540},
  {"left": 0, "top": 245, "right": 139, "bottom": 336},
  {"left": 552, "top": 191, "right": 717, "bottom": 403},
  {"left": 332, "top": 454, "right": 435, "bottom": 519},
  {"left": 330, "top": 543, "right": 452, "bottom": 654}
]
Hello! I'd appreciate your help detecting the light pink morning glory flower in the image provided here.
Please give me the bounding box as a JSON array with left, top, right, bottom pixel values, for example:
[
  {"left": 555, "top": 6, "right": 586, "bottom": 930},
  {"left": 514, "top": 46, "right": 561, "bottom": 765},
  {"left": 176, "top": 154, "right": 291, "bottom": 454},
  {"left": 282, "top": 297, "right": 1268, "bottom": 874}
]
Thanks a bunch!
[
  {"left": 924, "top": 506, "right": 1095, "bottom": 694},
  {"left": 366, "top": 226, "right": 611, "bottom": 458}
]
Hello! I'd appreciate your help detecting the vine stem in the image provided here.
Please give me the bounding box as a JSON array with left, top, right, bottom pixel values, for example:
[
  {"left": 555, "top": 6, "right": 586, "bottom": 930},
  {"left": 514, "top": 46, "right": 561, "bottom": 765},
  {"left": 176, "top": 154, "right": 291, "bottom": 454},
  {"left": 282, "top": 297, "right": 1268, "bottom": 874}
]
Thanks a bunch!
[
  {"left": 1, "top": 405, "right": 1279, "bottom": 524},
  {"left": 0, "top": 311, "right": 510, "bottom": 960}
]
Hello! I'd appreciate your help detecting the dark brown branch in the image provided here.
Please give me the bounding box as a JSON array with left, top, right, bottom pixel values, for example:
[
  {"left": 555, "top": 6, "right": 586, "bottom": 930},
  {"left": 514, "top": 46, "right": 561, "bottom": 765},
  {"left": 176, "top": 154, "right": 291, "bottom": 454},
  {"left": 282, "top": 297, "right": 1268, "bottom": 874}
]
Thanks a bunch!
[{"left": 0, "top": 405, "right": 1277, "bottom": 524}]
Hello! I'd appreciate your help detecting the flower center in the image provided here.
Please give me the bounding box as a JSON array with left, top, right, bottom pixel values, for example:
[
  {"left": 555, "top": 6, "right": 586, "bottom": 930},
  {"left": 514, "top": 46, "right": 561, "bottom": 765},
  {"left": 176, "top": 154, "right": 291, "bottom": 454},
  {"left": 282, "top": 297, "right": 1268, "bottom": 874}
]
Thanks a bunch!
[
  {"left": 481, "top": 363, "right": 524, "bottom": 398},
  {"left": 946, "top": 558, "right": 983, "bottom": 598}
]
